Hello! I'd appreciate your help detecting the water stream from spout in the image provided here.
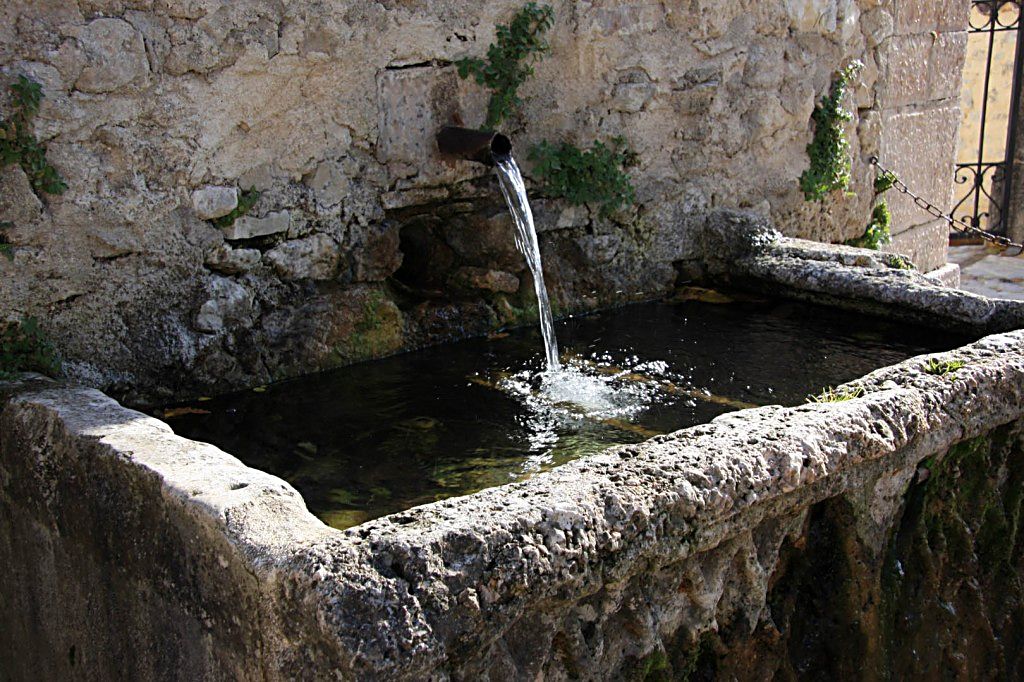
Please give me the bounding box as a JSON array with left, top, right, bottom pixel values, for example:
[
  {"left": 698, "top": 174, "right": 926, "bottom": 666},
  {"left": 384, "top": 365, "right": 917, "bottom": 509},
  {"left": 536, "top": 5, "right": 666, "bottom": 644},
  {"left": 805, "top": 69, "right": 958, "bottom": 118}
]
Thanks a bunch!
[
  {"left": 492, "top": 154, "right": 670, "bottom": 436},
  {"left": 494, "top": 155, "right": 561, "bottom": 370}
]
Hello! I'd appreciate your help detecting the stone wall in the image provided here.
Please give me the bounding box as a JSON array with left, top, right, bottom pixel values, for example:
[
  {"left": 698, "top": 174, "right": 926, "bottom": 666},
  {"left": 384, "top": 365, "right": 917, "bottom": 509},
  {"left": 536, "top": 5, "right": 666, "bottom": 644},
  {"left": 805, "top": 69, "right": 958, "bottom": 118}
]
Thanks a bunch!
[
  {"left": 0, "top": 0, "right": 968, "bottom": 403},
  {"left": 875, "top": 0, "right": 969, "bottom": 269}
]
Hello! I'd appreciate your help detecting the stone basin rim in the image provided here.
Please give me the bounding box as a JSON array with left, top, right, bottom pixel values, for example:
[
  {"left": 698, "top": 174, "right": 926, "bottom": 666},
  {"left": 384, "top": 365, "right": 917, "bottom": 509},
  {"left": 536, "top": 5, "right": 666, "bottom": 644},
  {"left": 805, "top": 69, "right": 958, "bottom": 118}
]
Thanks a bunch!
[
  {"left": 4, "top": 323, "right": 1024, "bottom": 676},
  {"left": 6, "top": 216, "right": 1024, "bottom": 677}
]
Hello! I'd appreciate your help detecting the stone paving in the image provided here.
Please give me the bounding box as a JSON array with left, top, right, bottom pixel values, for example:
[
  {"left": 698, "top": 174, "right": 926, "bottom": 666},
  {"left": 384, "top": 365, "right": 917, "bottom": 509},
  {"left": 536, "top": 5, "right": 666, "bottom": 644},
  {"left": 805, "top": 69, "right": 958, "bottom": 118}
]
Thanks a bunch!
[{"left": 949, "top": 244, "right": 1024, "bottom": 300}]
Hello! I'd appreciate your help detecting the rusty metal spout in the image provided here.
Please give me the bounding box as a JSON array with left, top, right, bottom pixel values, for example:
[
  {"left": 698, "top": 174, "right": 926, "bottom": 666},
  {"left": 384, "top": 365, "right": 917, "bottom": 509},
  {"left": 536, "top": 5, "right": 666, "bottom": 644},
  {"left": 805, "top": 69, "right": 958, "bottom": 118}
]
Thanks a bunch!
[{"left": 436, "top": 126, "right": 512, "bottom": 165}]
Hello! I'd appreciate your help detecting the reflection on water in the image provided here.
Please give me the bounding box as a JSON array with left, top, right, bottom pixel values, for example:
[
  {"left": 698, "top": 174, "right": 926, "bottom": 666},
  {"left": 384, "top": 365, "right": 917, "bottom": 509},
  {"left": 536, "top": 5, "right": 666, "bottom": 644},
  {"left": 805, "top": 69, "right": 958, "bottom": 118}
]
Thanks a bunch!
[{"left": 163, "top": 297, "right": 969, "bottom": 529}]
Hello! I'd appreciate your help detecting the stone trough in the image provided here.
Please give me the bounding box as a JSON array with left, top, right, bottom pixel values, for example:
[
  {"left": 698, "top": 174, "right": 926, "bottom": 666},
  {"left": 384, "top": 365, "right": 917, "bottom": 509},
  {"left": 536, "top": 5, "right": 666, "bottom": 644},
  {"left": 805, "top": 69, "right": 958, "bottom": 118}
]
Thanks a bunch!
[{"left": 3, "top": 213, "right": 1023, "bottom": 680}]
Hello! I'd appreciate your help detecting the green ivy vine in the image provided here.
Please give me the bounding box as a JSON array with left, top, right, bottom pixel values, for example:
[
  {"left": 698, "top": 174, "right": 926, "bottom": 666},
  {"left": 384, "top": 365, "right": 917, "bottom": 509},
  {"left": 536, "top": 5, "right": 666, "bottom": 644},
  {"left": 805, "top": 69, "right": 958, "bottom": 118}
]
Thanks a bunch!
[
  {"left": 847, "top": 201, "right": 892, "bottom": 250},
  {"left": 799, "top": 61, "right": 862, "bottom": 202},
  {"left": 0, "top": 317, "right": 60, "bottom": 379},
  {"left": 1, "top": 76, "right": 67, "bottom": 196},
  {"left": 457, "top": 4, "right": 637, "bottom": 216},
  {"left": 456, "top": 2, "right": 554, "bottom": 129},
  {"left": 528, "top": 136, "right": 637, "bottom": 215},
  {"left": 847, "top": 167, "right": 898, "bottom": 251}
]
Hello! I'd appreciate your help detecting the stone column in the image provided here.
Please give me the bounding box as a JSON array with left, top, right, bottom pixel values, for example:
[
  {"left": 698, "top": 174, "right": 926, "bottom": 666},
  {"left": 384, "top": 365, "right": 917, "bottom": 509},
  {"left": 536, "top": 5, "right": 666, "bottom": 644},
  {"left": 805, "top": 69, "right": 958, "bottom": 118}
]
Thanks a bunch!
[{"left": 876, "top": 0, "right": 970, "bottom": 272}]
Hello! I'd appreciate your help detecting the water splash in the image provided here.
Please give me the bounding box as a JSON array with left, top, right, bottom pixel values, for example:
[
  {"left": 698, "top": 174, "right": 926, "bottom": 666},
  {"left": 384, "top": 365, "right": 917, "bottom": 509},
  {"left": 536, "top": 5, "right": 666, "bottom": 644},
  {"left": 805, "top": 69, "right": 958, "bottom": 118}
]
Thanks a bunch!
[
  {"left": 495, "top": 155, "right": 561, "bottom": 369},
  {"left": 494, "top": 353, "right": 679, "bottom": 473},
  {"left": 493, "top": 155, "right": 675, "bottom": 429}
]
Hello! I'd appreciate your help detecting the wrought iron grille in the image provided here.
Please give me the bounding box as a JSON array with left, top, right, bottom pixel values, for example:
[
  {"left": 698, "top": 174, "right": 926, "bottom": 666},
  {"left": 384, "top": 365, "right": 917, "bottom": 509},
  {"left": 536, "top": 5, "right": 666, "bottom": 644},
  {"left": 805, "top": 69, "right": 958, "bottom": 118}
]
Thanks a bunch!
[{"left": 952, "top": 0, "right": 1023, "bottom": 237}]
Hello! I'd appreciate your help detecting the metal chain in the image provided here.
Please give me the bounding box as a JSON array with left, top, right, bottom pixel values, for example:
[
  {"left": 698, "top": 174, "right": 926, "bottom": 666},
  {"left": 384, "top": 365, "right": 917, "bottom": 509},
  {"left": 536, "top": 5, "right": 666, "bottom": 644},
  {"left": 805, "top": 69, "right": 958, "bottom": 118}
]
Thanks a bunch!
[{"left": 868, "top": 156, "right": 1024, "bottom": 255}]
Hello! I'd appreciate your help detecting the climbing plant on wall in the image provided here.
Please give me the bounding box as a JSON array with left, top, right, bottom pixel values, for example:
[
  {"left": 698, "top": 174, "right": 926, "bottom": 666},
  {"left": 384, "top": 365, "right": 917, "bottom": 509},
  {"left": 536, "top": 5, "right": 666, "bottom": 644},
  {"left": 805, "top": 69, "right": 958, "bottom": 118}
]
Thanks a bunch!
[
  {"left": 528, "top": 137, "right": 638, "bottom": 216},
  {"left": 0, "top": 317, "right": 60, "bottom": 379},
  {"left": 457, "top": 3, "right": 637, "bottom": 215},
  {"left": 846, "top": 169, "right": 897, "bottom": 251},
  {"left": 0, "top": 76, "right": 66, "bottom": 196},
  {"left": 799, "top": 61, "right": 862, "bottom": 202},
  {"left": 456, "top": 3, "right": 555, "bottom": 129}
]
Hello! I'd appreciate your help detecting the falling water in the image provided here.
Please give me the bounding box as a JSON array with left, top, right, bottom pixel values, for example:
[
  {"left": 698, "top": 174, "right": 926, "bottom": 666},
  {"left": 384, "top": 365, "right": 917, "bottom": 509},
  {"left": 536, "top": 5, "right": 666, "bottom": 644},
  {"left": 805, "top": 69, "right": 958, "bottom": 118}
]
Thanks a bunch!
[
  {"left": 494, "top": 155, "right": 561, "bottom": 369},
  {"left": 493, "top": 154, "right": 668, "bottom": 428}
]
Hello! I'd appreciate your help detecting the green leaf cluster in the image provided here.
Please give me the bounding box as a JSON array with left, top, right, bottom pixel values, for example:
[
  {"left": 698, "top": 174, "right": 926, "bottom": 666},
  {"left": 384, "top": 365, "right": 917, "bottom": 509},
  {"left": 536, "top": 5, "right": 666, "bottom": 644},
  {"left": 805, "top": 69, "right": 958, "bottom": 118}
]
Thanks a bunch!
[
  {"left": 456, "top": 3, "right": 554, "bottom": 129},
  {"left": 885, "top": 253, "right": 913, "bottom": 270},
  {"left": 0, "top": 317, "right": 60, "bottom": 380},
  {"left": 924, "top": 358, "right": 966, "bottom": 376},
  {"left": 874, "top": 170, "right": 897, "bottom": 194},
  {"left": 0, "top": 76, "right": 67, "bottom": 196},
  {"left": 527, "top": 137, "right": 637, "bottom": 216},
  {"left": 211, "top": 187, "right": 261, "bottom": 228},
  {"left": 846, "top": 201, "right": 891, "bottom": 250},
  {"left": 808, "top": 384, "right": 864, "bottom": 403},
  {"left": 799, "top": 61, "right": 862, "bottom": 202}
]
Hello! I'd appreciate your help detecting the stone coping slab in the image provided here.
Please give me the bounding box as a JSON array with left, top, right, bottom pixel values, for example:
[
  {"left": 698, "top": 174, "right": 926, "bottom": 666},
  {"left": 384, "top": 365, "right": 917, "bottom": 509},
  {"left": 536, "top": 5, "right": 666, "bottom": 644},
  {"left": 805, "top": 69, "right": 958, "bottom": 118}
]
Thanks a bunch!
[{"left": 696, "top": 210, "right": 1024, "bottom": 333}]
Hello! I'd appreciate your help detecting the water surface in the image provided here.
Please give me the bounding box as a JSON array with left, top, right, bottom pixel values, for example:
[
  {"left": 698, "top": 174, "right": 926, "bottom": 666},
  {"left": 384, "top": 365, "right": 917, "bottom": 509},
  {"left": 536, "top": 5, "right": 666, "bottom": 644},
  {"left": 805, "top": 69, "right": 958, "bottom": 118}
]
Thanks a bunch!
[{"left": 165, "top": 296, "right": 969, "bottom": 529}]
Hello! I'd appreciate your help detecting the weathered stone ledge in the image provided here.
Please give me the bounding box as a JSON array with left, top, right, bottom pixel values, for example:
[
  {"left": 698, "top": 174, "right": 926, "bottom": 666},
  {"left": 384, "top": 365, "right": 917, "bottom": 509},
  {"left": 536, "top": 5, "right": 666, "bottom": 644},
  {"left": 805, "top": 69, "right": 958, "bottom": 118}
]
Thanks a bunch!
[
  {"left": 3, "top": 317, "right": 1024, "bottom": 678},
  {"left": 694, "top": 210, "right": 1024, "bottom": 333}
]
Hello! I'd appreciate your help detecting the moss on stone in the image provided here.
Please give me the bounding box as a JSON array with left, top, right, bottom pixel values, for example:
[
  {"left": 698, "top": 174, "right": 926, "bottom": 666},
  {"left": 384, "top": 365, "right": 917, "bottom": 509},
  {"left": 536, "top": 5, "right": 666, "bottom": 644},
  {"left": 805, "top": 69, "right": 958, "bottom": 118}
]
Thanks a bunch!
[
  {"left": 632, "top": 649, "right": 671, "bottom": 681},
  {"left": 328, "top": 288, "right": 404, "bottom": 366},
  {"left": 879, "top": 428, "right": 1024, "bottom": 677}
]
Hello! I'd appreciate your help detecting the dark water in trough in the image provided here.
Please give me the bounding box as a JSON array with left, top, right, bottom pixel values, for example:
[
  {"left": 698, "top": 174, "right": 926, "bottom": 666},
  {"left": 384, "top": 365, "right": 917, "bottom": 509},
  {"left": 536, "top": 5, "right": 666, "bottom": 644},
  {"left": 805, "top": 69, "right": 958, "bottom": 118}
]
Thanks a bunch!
[{"left": 164, "top": 295, "right": 968, "bottom": 529}]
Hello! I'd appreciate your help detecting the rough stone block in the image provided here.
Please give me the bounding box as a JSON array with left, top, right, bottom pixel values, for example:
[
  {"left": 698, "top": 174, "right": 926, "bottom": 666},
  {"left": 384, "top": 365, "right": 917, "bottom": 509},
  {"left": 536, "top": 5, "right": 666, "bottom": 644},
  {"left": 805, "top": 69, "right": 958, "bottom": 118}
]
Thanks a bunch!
[
  {"left": 887, "top": 218, "right": 948, "bottom": 272},
  {"left": 194, "top": 277, "right": 255, "bottom": 334},
  {"left": 352, "top": 223, "right": 402, "bottom": 282},
  {"left": 924, "top": 261, "right": 961, "bottom": 288},
  {"left": 880, "top": 105, "right": 959, "bottom": 233},
  {"left": 448, "top": 266, "right": 520, "bottom": 294},
  {"left": 861, "top": 6, "right": 895, "bottom": 47},
  {"left": 221, "top": 211, "right": 290, "bottom": 241},
  {"left": 611, "top": 82, "right": 656, "bottom": 113},
  {"left": 73, "top": 18, "right": 150, "bottom": 93},
  {"left": 264, "top": 234, "right": 340, "bottom": 280},
  {"left": 0, "top": 166, "right": 42, "bottom": 226},
  {"left": 877, "top": 33, "right": 963, "bottom": 108},
  {"left": 928, "top": 32, "right": 968, "bottom": 103},
  {"left": 784, "top": 0, "right": 838, "bottom": 33},
  {"left": 205, "top": 244, "right": 261, "bottom": 275},
  {"left": 896, "top": 0, "right": 971, "bottom": 34},
  {"left": 375, "top": 64, "right": 488, "bottom": 185},
  {"left": 191, "top": 186, "right": 238, "bottom": 221},
  {"left": 305, "top": 160, "right": 349, "bottom": 208}
]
